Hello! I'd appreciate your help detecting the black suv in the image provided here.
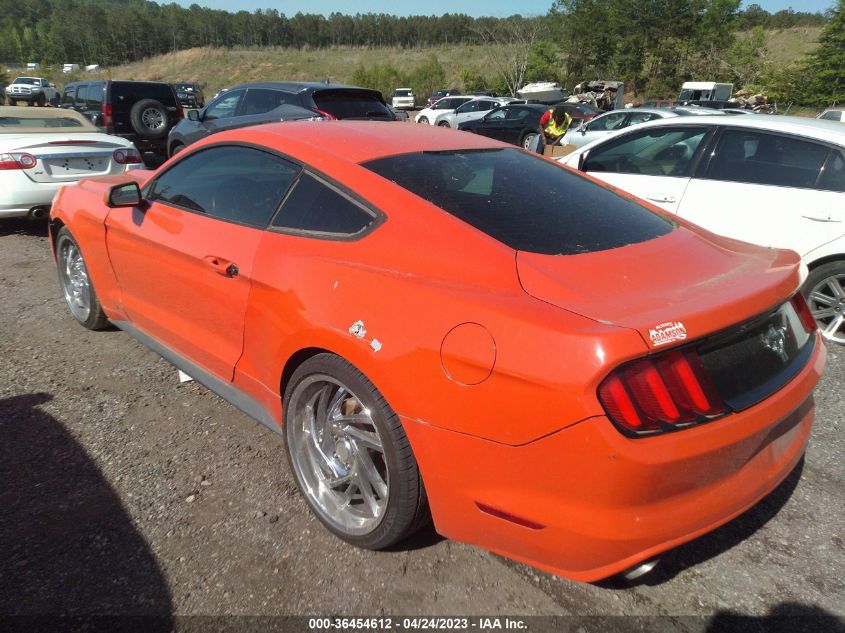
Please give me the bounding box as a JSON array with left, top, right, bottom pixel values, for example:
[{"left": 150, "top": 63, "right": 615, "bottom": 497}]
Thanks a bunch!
[
  {"left": 172, "top": 82, "right": 204, "bottom": 108},
  {"left": 167, "top": 82, "right": 393, "bottom": 156},
  {"left": 61, "top": 80, "right": 183, "bottom": 160}
]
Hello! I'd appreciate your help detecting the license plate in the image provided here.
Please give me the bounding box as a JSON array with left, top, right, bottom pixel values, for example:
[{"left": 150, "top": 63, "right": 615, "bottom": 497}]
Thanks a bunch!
[{"left": 45, "top": 157, "right": 109, "bottom": 177}]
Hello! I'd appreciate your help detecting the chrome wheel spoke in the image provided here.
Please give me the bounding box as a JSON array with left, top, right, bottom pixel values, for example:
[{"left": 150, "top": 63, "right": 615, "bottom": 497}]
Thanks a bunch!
[
  {"left": 810, "top": 290, "right": 835, "bottom": 306},
  {"left": 824, "top": 315, "right": 844, "bottom": 336},
  {"left": 341, "top": 423, "right": 382, "bottom": 451},
  {"left": 355, "top": 471, "right": 381, "bottom": 517},
  {"left": 826, "top": 279, "right": 845, "bottom": 299},
  {"left": 812, "top": 307, "right": 837, "bottom": 319},
  {"left": 355, "top": 448, "right": 388, "bottom": 500}
]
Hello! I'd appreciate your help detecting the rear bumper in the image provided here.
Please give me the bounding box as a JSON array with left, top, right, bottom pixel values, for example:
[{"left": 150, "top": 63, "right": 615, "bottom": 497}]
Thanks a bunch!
[{"left": 403, "top": 334, "right": 825, "bottom": 582}]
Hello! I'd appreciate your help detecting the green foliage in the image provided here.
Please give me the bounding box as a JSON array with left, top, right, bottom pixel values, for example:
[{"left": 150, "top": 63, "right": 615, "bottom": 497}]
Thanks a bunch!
[
  {"left": 408, "top": 55, "right": 446, "bottom": 103},
  {"left": 805, "top": 0, "right": 845, "bottom": 106},
  {"left": 459, "top": 67, "right": 486, "bottom": 92},
  {"left": 350, "top": 63, "right": 408, "bottom": 102},
  {"left": 525, "top": 40, "right": 561, "bottom": 83},
  {"left": 0, "top": 65, "right": 8, "bottom": 85}
]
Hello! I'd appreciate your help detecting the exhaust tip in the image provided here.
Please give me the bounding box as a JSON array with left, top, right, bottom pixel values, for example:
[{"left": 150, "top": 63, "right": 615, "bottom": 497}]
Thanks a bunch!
[
  {"left": 622, "top": 558, "right": 660, "bottom": 581},
  {"left": 29, "top": 206, "right": 49, "bottom": 220}
]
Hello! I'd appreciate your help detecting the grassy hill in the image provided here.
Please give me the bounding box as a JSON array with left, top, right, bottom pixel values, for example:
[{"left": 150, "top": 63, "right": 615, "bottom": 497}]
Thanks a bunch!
[{"left": 43, "top": 26, "right": 821, "bottom": 100}]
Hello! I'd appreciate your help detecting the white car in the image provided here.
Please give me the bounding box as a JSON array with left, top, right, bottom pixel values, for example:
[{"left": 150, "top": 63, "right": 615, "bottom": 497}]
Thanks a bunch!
[
  {"left": 391, "top": 88, "right": 415, "bottom": 110},
  {"left": 414, "top": 96, "right": 473, "bottom": 125},
  {"left": 432, "top": 97, "right": 515, "bottom": 129},
  {"left": 560, "top": 107, "right": 721, "bottom": 149},
  {"left": 0, "top": 106, "right": 142, "bottom": 220},
  {"left": 560, "top": 114, "right": 845, "bottom": 343}
]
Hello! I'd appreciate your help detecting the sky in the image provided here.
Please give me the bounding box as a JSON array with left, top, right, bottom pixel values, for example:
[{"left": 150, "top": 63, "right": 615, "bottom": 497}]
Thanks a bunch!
[{"left": 169, "top": 0, "right": 835, "bottom": 19}]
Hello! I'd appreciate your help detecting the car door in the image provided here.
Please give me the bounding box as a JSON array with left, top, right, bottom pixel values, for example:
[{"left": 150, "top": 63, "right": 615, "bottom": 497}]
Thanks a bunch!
[
  {"left": 677, "top": 128, "right": 845, "bottom": 255},
  {"left": 220, "top": 88, "right": 291, "bottom": 131},
  {"left": 580, "top": 124, "right": 712, "bottom": 214},
  {"left": 472, "top": 107, "right": 509, "bottom": 141},
  {"left": 105, "top": 144, "right": 301, "bottom": 380}
]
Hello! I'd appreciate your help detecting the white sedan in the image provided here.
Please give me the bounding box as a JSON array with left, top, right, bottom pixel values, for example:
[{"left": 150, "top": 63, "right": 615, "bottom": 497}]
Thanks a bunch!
[
  {"left": 432, "top": 97, "right": 515, "bottom": 129},
  {"left": 0, "top": 107, "right": 142, "bottom": 219},
  {"left": 414, "top": 96, "right": 473, "bottom": 125},
  {"left": 560, "top": 114, "right": 845, "bottom": 344},
  {"left": 560, "top": 106, "right": 721, "bottom": 149}
]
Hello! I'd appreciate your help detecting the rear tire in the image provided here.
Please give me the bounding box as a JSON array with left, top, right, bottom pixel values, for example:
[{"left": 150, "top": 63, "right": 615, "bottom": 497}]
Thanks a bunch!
[
  {"left": 283, "top": 353, "right": 430, "bottom": 550},
  {"left": 521, "top": 131, "right": 539, "bottom": 149},
  {"left": 437, "top": 120, "right": 450, "bottom": 128},
  {"left": 801, "top": 261, "right": 845, "bottom": 345},
  {"left": 55, "top": 227, "right": 110, "bottom": 330}
]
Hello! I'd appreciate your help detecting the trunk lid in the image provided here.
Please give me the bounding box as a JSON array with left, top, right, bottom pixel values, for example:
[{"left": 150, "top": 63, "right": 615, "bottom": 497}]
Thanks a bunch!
[
  {"left": 2, "top": 135, "right": 130, "bottom": 184},
  {"left": 517, "top": 226, "right": 803, "bottom": 349}
]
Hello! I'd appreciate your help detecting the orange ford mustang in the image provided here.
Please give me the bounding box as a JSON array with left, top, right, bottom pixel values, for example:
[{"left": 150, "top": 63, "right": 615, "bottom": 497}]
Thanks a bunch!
[{"left": 49, "top": 121, "right": 826, "bottom": 582}]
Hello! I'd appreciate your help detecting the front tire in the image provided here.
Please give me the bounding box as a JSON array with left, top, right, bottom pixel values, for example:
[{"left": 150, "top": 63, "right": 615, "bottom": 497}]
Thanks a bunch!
[
  {"left": 417, "top": 116, "right": 429, "bottom": 125},
  {"left": 8, "top": 98, "right": 16, "bottom": 106},
  {"left": 35, "top": 93, "right": 46, "bottom": 107},
  {"left": 802, "top": 261, "right": 845, "bottom": 345},
  {"left": 521, "top": 131, "right": 539, "bottom": 149},
  {"left": 56, "top": 227, "right": 110, "bottom": 330},
  {"left": 437, "top": 120, "right": 450, "bottom": 128},
  {"left": 283, "top": 353, "right": 429, "bottom": 549}
]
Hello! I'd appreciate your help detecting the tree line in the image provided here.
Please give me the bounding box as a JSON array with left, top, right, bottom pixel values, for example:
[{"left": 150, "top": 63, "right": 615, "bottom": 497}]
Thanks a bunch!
[{"left": 0, "top": 0, "right": 839, "bottom": 108}]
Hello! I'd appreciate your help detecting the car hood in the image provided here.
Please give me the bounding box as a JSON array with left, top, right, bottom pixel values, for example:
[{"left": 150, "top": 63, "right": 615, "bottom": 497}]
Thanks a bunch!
[{"left": 516, "top": 226, "right": 802, "bottom": 349}]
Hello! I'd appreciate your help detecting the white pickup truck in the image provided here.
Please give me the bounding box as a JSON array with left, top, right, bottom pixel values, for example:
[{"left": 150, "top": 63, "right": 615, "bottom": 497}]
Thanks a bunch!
[{"left": 6, "top": 77, "right": 60, "bottom": 107}]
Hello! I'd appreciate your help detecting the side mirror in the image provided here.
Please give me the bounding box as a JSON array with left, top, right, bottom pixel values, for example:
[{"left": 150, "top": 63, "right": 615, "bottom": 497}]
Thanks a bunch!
[
  {"left": 107, "top": 182, "right": 142, "bottom": 208},
  {"left": 579, "top": 123, "right": 587, "bottom": 134},
  {"left": 188, "top": 109, "right": 200, "bottom": 122}
]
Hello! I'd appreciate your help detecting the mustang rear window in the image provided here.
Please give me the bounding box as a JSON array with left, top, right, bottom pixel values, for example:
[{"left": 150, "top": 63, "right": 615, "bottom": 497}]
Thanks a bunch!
[{"left": 363, "top": 149, "right": 673, "bottom": 255}]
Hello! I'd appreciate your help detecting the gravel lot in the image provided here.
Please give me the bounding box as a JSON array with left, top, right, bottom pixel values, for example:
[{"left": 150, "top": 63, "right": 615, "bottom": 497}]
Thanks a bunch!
[{"left": 1, "top": 218, "right": 843, "bottom": 629}]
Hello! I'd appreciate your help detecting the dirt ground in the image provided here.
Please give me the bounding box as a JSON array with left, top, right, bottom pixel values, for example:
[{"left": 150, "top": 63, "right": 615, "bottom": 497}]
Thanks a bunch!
[{"left": 0, "top": 218, "right": 843, "bottom": 629}]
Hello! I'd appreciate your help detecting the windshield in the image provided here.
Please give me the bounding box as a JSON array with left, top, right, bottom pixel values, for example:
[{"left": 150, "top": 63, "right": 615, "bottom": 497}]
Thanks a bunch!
[
  {"left": 394, "top": 89, "right": 412, "bottom": 97},
  {"left": 313, "top": 89, "right": 391, "bottom": 119},
  {"left": 13, "top": 78, "right": 40, "bottom": 85},
  {"left": 363, "top": 149, "right": 673, "bottom": 255},
  {"left": 0, "top": 116, "right": 86, "bottom": 128}
]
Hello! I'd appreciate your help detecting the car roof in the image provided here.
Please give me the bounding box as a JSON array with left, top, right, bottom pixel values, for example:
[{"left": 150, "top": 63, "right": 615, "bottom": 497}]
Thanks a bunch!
[
  {"left": 225, "top": 81, "right": 377, "bottom": 94},
  {"left": 618, "top": 113, "right": 845, "bottom": 143},
  {"left": 0, "top": 105, "right": 98, "bottom": 133},
  {"left": 218, "top": 120, "right": 507, "bottom": 164}
]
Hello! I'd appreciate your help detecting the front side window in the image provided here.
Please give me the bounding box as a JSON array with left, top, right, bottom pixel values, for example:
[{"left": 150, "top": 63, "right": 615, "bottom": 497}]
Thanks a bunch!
[
  {"left": 149, "top": 146, "right": 300, "bottom": 227},
  {"left": 705, "top": 129, "right": 830, "bottom": 189},
  {"left": 485, "top": 108, "right": 507, "bottom": 122},
  {"left": 85, "top": 83, "right": 104, "bottom": 109},
  {"left": 272, "top": 173, "right": 376, "bottom": 236},
  {"left": 587, "top": 112, "right": 629, "bottom": 132},
  {"left": 583, "top": 126, "right": 709, "bottom": 177},
  {"left": 457, "top": 101, "right": 481, "bottom": 113},
  {"left": 204, "top": 90, "right": 245, "bottom": 121},
  {"left": 363, "top": 148, "right": 672, "bottom": 255}
]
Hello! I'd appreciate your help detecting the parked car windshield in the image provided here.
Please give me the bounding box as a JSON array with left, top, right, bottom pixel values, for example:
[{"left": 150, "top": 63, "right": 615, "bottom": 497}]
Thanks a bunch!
[
  {"left": 312, "top": 89, "right": 391, "bottom": 119},
  {"left": 13, "top": 78, "right": 39, "bottom": 85},
  {"left": 363, "top": 148, "right": 673, "bottom": 255}
]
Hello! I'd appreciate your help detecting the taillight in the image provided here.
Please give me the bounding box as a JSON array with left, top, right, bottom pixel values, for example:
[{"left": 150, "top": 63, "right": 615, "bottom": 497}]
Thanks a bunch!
[
  {"left": 598, "top": 348, "right": 727, "bottom": 436},
  {"left": 0, "top": 152, "right": 37, "bottom": 170},
  {"left": 311, "top": 108, "right": 337, "bottom": 120},
  {"left": 113, "top": 148, "right": 142, "bottom": 165},
  {"left": 177, "top": 105, "right": 185, "bottom": 119},
  {"left": 103, "top": 103, "right": 113, "bottom": 127},
  {"left": 791, "top": 292, "right": 817, "bottom": 334}
]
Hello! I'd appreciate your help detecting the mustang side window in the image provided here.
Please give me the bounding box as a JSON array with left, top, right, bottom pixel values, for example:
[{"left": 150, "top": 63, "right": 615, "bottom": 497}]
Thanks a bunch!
[
  {"left": 150, "top": 146, "right": 300, "bottom": 227},
  {"left": 272, "top": 173, "right": 376, "bottom": 236}
]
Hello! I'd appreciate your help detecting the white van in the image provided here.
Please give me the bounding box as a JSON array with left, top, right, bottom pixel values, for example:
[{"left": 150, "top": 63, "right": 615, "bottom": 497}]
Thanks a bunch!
[
  {"left": 63, "top": 63, "right": 81, "bottom": 74},
  {"left": 678, "top": 81, "right": 733, "bottom": 102}
]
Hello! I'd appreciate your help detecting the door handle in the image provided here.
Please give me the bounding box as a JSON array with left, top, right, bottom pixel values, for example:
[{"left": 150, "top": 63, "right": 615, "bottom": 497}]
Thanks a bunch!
[
  {"left": 203, "top": 255, "right": 239, "bottom": 278},
  {"left": 646, "top": 194, "right": 677, "bottom": 203}
]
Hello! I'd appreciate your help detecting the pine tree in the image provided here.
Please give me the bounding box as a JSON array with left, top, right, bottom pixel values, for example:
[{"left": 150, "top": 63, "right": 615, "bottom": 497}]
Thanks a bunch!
[{"left": 807, "top": 0, "right": 845, "bottom": 106}]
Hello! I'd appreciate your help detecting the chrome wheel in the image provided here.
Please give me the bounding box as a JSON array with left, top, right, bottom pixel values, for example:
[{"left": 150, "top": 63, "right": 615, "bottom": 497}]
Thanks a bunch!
[
  {"left": 287, "top": 375, "right": 389, "bottom": 535},
  {"left": 807, "top": 273, "right": 845, "bottom": 344},
  {"left": 522, "top": 132, "right": 538, "bottom": 149},
  {"left": 141, "top": 107, "right": 165, "bottom": 131},
  {"left": 57, "top": 236, "right": 92, "bottom": 322}
]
